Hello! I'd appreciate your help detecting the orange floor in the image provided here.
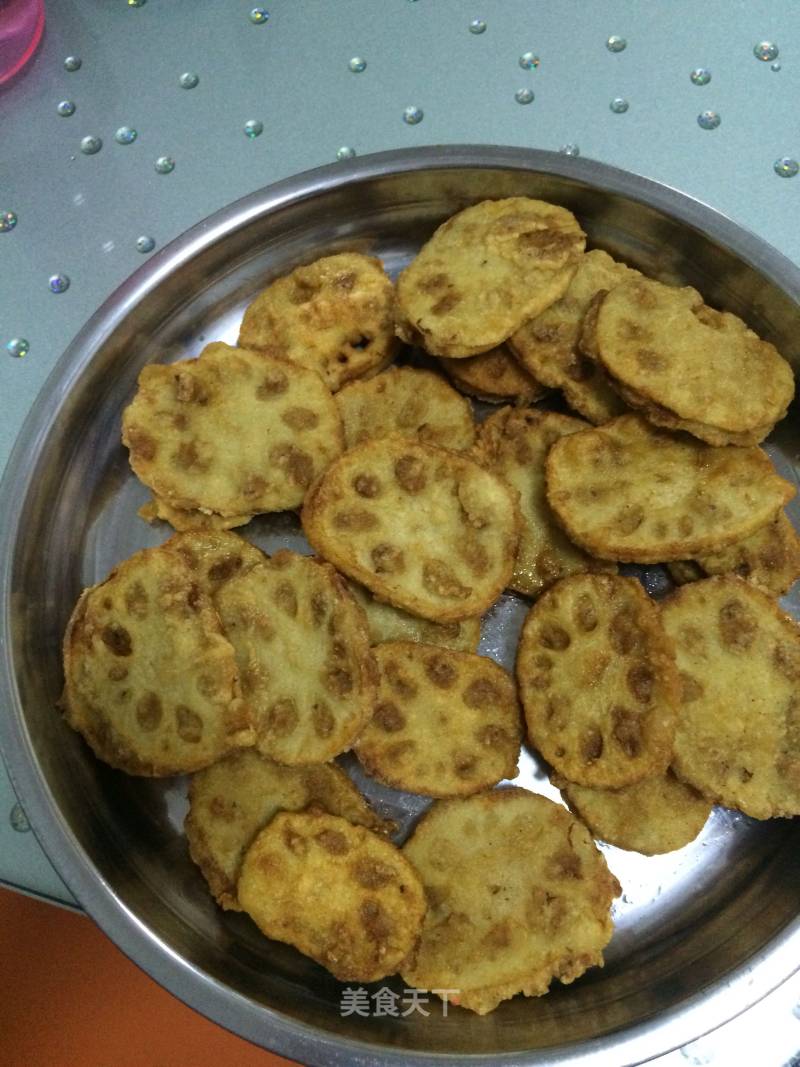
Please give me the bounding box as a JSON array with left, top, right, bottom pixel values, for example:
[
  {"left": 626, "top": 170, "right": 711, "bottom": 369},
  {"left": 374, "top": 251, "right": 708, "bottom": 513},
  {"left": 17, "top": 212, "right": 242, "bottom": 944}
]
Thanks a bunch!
[{"left": 0, "top": 887, "right": 296, "bottom": 1067}]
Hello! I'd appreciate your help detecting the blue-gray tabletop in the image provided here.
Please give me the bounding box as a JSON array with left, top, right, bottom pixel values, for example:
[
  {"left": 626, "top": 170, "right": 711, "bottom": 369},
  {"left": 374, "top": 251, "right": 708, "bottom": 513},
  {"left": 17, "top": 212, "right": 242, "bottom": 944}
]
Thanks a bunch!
[{"left": 1, "top": 2, "right": 799, "bottom": 1063}]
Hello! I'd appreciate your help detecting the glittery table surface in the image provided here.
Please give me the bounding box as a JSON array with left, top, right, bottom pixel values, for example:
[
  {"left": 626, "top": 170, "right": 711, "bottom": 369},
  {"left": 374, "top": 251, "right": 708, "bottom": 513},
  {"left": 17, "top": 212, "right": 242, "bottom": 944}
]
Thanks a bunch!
[{"left": 1, "top": 1, "right": 799, "bottom": 1063}]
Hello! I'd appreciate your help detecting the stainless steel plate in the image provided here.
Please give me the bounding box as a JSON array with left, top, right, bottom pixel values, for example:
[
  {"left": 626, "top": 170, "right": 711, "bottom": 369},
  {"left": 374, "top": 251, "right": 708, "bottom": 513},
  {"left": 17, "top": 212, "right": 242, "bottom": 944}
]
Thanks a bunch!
[{"left": 2, "top": 147, "right": 800, "bottom": 1067}]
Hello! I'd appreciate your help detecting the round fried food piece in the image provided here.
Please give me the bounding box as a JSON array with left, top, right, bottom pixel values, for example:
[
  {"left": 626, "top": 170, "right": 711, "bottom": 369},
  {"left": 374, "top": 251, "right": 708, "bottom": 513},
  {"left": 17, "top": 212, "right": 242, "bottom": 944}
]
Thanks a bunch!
[
  {"left": 213, "top": 551, "right": 376, "bottom": 765},
  {"left": 186, "top": 749, "right": 391, "bottom": 910},
  {"left": 611, "top": 379, "right": 775, "bottom": 447},
  {"left": 347, "top": 581, "right": 480, "bottom": 652},
  {"left": 438, "top": 344, "right": 547, "bottom": 403},
  {"left": 62, "top": 546, "right": 254, "bottom": 776},
  {"left": 592, "top": 277, "right": 795, "bottom": 444},
  {"left": 475, "top": 407, "right": 616, "bottom": 597},
  {"left": 661, "top": 576, "right": 800, "bottom": 819},
  {"left": 545, "top": 414, "right": 795, "bottom": 563},
  {"left": 122, "top": 343, "right": 344, "bottom": 521},
  {"left": 668, "top": 513, "right": 800, "bottom": 598},
  {"left": 238, "top": 809, "right": 426, "bottom": 982},
  {"left": 163, "top": 530, "right": 265, "bottom": 593},
  {"left": 517, "top": 574, "right": 678, "bottom": 788},
  {"left": 238, "top": 253, "right": 398, "bottom": 391},
  {"left": 559, "top": 770, "right": 711, "bottom": 855},
  {"left": 509, "top": 250, "right": 638, "bottom": 423},
  {"left": 336, "top": 366, "right": 475, "bottom": 450},
  {"left": 395, "top": 198, "right": 586, "bottom": 357},
  {"left": 139, "top": 496, "right": 254, "bottom": 531},
  {"left": 354, "top": 642, "right": 521, "bottom": 796},
  {"left": 400, "top": 788, "right": 620, "bottom": 1015},
  {"left": 302, "top": 435, "right": 521, "bottom": 622}
]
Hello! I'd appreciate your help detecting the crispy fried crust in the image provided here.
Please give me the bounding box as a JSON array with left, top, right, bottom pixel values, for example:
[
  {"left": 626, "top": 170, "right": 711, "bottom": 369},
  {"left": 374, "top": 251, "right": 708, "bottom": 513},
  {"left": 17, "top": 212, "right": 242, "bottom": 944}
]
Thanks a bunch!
[
  {"left": 354, "top": 642, "right": 521, "bottom": 796},
  {"left": 517, "top": 574, "right": 678, "bottom": 788},
  {"left": 395, "top": 198, "right": 585, "bottom": 357},
  {"left": 400, "top": 788, "right": 620, "bottom": 1015},
  {"left": 238, "top": 810, "right": 426, "bottom": 982},
  {"left": 238, "top": 253, "right": 399, "bottom": 391},
  {"left": 302, "top": 435, "right": 521, "bottom": 621},
  {"left": 347, "top": 581, "right": 481, "bottom": 652},
  {"left": 545, "top": 414, "right": 795, "bottom": 563},
  {"left": 62, "top": 546, "right": 254, "bottom": 776},
  {"left": 475, "top": 407, "right": 616, "bottom": 597},
  {"left": 661, "top": 576, "right": 800, "bottom": 819},
  {"left": 185, "top": 750, "right": 391, "bottom": 910},
  {"left": 162, "top": 530, "right": 265, "bottom": 593},
  {"left": 122, "top": 343, "right": 344, "bottom": 520},
  {"left": 213, "top": 551, "right": 377, "bottom": 765},
  {"left": 509, "top": 250, "right": 639, "bottom": 423},
  {"left": 438, "top": 345, "right": 547, "bottom": 403},
  {"left": 611, "top": 379, "right": 775, "bottom": 447},
  {"left": 559, "top": 290, "right": 631, "bottom": 424},
  {"left": 139, "top": 496, "right": 254, "bottom": 531},
  {"left": 336, "top": 366, "right": 475, "bottom": 450},
  {"left": 592, "top": 278, "right": 795, "bottom": 441},
  {"left": 558, "top": 770, "right": 711, "bottom": 855},
  {"left": 668, "top": 513, "right": 800, "bottom": 597}
]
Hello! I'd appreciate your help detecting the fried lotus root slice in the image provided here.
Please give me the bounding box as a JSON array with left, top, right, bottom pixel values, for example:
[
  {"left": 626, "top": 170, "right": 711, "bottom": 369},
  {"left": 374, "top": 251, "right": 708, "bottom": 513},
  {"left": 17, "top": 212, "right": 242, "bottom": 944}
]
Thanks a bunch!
[
  {"left": 400, "top": 788, "right": 620, "bottom": 1015},
  {"left": 592, "top": 277, "right": 795, "bottom": 444},
  {"left": 185, "top": 749, "right": 391, "bottom": 910},
  {"left": 668, "top": 513, "right": 800, "bottom": 597},
  {"left": 559, "top": 770, "right": 712, "bottom": 855},
  {"left": 162, "top": 530, "right": 265, "bottom": 594},
  {"left": 213, "top": 551, "right": 377, "bottom": 765},
  {"left": 395, "top": 197, "right": 586, "bottom": 357},
  {"left": 354, "top": 642, "right": 521, "bottom": 797},
  {"left": 335, "top": 365, "right": 475, "bottom": 450},
  {"left": 302, "top": 435, "right": 521, "bottom": 622},
  {"left": 238, "top": 253, "right": 398, "bottom": 391},
  {"left": 122, "top": 343, "right": 344, "bottom": 522},
  {"left": 545, "top": 414, "right": 795, "bottom": 564},
  {"left": 509, "top": 249, "right": 638, "bottom": 423},
  {"left": 347, "top": 581, "right": 481, "bottom": 652},
  {"left": 139, "top": 496, "right": 254, "bottom": 531},
  {"left": 438, "top": 344, "right": 547, "bottom": 403},
  {"left": 661, "top": 576, "right": 800, "bottom": 819},
  {"left": 62, "top": 545, "right": 254, "bottom": 776},
  {"left": 238, "top": 810, "right": 426, "bottom": 982},
  {"left": 517, "top": 574, "right": 678, "bottom": 788},
  {"left": 475, "top": 407, "right": 616, "bottom": 597}
]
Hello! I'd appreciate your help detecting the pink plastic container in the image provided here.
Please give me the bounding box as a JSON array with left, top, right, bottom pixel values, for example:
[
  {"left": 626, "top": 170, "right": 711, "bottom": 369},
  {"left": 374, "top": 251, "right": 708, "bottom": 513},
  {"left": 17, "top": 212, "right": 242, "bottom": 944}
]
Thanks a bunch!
[{"left": 0, "top": 0, "right": 45, "bottom": 86}]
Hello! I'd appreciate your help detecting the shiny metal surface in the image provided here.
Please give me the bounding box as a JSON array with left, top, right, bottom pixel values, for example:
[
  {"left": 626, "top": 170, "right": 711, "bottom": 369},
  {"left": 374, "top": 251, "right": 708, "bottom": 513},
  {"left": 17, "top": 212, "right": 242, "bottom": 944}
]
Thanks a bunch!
[{"left": 1, "top": 147, "right": 799, "bottom": 1066}]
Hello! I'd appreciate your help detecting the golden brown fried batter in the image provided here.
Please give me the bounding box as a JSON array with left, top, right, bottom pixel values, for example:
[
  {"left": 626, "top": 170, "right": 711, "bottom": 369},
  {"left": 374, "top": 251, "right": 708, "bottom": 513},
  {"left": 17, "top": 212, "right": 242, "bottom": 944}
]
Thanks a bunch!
[
  {"left": 661, "top": 576, "right": 800, "bottom": 819},
  {"left": 186, "top": 749, "right": 391, "bottom": 909},
  {"left": 238, "top": 253, "right": 398, "bottom": 391},
  {"left": 545, "top": 415, "right": 794, "bottom": 563},
  {"left": 336, "top": 365, "right": 475, "bottom": 450},
  {"left": 517, "top": 574, "right": 678, "bottom": 788},
  {"left": 400, "top": 788, "right": 620, "bottom": 1014},
  {"left": 438, "top": 345, "right": 547, "bottom": 403},
  {"left": 213, "top": 550, "right": 377, "bottom": 765},
  {"left": 475, "top": 406, "right": 616, "bottom": 597},
  {"left": 62, "top": 545, "right": 253, "bottom": 776},
  {"left": 354, "top": 642, "right": 521, "bottom": 796},
  {"left": 122, "top": 343, "right": 344, "bottom": 525},
  {"left": 238, "top": 809, "right": 426, "bottom": 982},
  {"left": 559, "top": 770, "right": 711, "bottom": 855},
  {"left": 395, "top": 198, "right": 585, "bottom": 357},
  {"left": 302, "top": 435, "right": 521, "bottom": 622},
  {"left": 591, "top": 277, "right": 794, "bottom": 444}
]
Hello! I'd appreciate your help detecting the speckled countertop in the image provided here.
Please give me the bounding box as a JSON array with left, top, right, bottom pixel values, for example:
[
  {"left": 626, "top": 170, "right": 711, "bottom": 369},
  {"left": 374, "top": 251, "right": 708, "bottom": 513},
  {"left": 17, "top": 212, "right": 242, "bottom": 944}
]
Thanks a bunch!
[{"left": 1, "top": 2, "right": 799, "bottom": 1063}]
